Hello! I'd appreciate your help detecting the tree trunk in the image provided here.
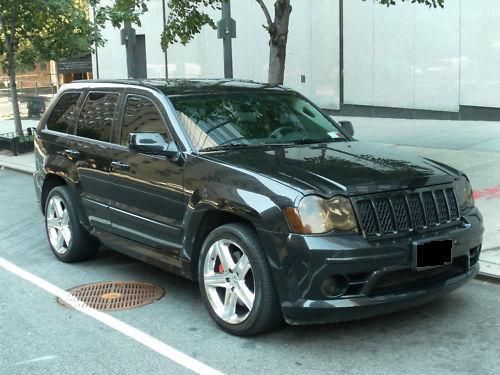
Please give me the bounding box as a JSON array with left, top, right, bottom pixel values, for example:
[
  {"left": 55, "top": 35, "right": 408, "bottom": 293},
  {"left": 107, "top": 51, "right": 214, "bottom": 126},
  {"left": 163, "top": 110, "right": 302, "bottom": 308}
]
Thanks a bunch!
[
  {"left": 268, "top": 40, "right": 287, "bottom": 85},
  {"left": 7, "top": 43, "right": 23, "bottom": 137},
  {"left": 2, "top": 5, "right": 22, "bottom": 136},
  {"left": 267, "top": 0, "right": 292, "bottom": 85}
]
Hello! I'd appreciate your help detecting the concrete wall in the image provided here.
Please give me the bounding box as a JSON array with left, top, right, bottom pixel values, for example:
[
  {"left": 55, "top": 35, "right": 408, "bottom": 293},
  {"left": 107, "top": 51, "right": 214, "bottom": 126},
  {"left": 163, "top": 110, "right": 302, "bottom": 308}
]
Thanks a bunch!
[
  {"left": 92, "top": 0, "right": 500, "bottom": 112},
  {"left": 344, "top": 0, "right": 500, "bottom": 112},
  {"left": 460, "top": 0, "right": 500, "bottom": 108},
  {"left": 343, "top": 0, "right": 461, "bottom": 112}
]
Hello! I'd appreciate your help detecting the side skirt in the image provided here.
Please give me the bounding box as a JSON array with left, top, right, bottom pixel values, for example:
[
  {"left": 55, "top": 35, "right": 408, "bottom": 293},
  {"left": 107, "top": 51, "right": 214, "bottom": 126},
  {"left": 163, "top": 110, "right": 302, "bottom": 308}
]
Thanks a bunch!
[{"left": 92, "top": 228, "right": 195, "bottom": 280}]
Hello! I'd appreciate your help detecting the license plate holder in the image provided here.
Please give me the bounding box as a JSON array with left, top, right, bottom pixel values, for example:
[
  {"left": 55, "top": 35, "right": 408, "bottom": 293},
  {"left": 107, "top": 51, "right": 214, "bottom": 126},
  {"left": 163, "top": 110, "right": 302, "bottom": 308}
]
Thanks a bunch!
[{"left": 412, "top": 239, "right": 453, "bottom": 271}]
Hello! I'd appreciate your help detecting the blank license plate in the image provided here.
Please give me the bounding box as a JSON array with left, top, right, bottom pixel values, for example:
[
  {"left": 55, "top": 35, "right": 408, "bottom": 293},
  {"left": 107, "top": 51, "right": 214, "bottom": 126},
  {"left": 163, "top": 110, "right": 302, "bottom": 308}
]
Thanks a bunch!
[{"left": 413, "top": 240, "right": 453, "bottom": 271}]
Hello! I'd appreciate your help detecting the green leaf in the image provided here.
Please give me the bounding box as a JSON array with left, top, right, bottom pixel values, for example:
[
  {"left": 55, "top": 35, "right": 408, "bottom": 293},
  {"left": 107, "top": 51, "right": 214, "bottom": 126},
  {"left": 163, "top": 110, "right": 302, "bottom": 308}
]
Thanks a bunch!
[
  {"left": 160, "top": 0, "right": 222, "bottom": 49},
  {"left": 0, "top": 0, "right": 102, "bottom": 71}
]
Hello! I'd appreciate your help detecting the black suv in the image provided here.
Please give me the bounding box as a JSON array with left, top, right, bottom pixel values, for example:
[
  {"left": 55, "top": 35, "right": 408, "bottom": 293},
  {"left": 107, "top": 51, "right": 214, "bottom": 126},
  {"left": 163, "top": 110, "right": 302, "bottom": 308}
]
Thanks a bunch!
[{"left": 34, "top": 79, "right": 483, "bottom": 335}]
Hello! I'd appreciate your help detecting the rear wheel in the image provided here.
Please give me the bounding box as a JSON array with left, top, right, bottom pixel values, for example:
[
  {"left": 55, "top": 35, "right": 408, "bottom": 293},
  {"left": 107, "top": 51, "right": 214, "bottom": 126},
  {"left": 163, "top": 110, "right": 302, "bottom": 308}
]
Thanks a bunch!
[
  {"left": 198, "top": 223, "right": 282, "bottom": 336},
  {"left": 45, "top": 186, "right": 99, "bottom": 262}
]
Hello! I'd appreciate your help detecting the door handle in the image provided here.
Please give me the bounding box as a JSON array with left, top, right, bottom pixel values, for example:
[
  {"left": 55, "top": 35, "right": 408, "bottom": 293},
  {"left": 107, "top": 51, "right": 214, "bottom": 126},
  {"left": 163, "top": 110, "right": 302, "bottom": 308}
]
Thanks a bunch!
[
  {"left": 111, "top": 160, "right": 131, "bottom": 172},
  {"left": 63, "top": 149, "right": 80, "bottom": 160}
]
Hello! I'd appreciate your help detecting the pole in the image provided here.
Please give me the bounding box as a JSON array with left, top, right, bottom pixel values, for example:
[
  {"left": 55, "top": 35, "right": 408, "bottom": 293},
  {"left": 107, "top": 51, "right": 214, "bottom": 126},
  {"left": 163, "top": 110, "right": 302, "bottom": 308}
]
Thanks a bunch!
[
  {"left": 124, "top": 22, "right": 136, "bottom": 79},
  {"left": 222, "top": 0, "right": 234, "bottom": 78},
  {"left": 92, "top": 7, "right": 100, "bottom": 79},
  {"left": 162, "top": 0, "right": 169, "bottom": 78}
]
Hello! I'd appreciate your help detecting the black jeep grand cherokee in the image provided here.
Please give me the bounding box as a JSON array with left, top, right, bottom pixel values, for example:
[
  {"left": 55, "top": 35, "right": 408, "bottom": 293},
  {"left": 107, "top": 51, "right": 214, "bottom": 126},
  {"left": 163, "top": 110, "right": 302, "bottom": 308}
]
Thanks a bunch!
[{"left": 34, "top": 79, "right": 483, "bottom": 335}]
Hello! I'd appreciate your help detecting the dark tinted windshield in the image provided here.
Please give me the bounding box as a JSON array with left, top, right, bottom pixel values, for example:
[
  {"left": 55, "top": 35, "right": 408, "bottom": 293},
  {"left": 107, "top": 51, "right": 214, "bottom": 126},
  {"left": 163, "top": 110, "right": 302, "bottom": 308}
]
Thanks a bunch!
[{"left": 170, "top": 92, "right": 347, "bottom": 151}]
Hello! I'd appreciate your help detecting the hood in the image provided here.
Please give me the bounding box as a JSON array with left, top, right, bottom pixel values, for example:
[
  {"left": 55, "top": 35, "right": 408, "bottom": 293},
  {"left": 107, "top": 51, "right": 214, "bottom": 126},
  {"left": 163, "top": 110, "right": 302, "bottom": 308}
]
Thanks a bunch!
[{"left": 203, "top": 141, "right": 458, "bottom": 196}]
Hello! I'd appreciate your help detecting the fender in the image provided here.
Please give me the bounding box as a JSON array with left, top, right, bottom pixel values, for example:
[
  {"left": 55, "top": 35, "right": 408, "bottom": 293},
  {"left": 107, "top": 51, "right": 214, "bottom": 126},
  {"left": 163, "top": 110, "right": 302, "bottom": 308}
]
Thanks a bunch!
[
  {"left": 181, "top": 185, "right": 291, "bottom": 260},
  {"left": 180, "top": 185, "right": 303, "bottom": 302},
  {"left": 38, "top": 150, "right": 91, "bottom": 229}
]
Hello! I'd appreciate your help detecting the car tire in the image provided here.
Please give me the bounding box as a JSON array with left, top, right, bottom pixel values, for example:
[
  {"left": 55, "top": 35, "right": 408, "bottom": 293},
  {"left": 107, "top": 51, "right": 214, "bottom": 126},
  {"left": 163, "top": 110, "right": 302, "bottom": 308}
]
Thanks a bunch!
[
  {"left": 44, "top": 186, "right": 99, "bottom": 262},
  {"left": 198, "top": 223, "right": 283, "bottom": 336}
]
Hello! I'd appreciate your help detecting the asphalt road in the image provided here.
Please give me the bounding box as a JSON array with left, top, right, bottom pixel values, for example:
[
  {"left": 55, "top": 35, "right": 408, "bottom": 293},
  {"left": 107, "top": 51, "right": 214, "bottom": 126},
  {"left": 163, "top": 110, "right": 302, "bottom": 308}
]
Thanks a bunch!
[{"left": 1, "top": 169, "right": 499, "bottom": 375}]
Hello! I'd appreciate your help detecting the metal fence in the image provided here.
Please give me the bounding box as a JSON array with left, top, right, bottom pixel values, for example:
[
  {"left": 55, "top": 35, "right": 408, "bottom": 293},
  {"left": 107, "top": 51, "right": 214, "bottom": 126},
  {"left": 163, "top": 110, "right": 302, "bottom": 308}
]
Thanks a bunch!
[{"left": 1, "top": 91, "right": 53, "bottom": 119}]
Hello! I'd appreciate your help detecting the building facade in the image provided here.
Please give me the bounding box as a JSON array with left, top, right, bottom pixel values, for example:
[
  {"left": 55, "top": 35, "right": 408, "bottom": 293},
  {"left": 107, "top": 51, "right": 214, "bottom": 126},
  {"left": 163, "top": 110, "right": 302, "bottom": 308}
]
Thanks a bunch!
[{"left": 92, "top": 0, "right": 500, "bottom": 119}]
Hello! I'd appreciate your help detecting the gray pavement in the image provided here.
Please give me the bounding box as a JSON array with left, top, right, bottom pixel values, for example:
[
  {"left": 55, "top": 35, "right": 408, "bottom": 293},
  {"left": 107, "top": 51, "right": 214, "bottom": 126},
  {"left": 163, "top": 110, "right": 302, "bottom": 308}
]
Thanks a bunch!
[{"left": 1, "top": 169, "right": 499, "bottom": 374}]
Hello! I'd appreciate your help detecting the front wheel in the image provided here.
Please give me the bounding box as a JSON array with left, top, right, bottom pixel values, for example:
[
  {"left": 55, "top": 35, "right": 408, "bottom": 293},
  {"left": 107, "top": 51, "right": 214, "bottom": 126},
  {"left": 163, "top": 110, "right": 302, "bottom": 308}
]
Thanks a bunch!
[{"left": 198, "top": 223, "right": 282, "bottom": 336}]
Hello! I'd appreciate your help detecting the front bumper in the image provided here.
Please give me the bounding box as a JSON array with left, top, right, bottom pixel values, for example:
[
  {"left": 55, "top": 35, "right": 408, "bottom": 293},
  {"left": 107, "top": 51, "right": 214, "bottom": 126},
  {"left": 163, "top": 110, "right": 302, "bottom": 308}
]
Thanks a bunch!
[
  {"left": 282, "top": 264, "right": 478, "bottom": 325},
  {"left": 257, "top": 209, "right": 483, "bottom": 325}
]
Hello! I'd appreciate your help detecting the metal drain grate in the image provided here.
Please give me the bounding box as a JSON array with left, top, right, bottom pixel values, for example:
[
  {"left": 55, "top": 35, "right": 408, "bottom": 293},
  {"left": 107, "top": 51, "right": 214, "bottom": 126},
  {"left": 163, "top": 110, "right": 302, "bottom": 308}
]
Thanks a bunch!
[{"left": 57, "top": 281, "right": 165, "bottom": 311}]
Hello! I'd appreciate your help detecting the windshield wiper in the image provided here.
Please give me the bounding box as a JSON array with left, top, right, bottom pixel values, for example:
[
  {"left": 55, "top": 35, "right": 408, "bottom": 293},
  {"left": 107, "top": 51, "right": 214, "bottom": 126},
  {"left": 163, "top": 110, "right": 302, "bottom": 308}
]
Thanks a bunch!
[
  {"left": 199, "top": 141, "right": 297, "bottom": 152},
  {"left": 199, "top": 143, "right": 255, "bottom": 152},
  {"left": 199, "top": 138, "right": 345, "bottom": 152},
  {"left": 289, "top": 138, "right": 343, "bottom": 145}
]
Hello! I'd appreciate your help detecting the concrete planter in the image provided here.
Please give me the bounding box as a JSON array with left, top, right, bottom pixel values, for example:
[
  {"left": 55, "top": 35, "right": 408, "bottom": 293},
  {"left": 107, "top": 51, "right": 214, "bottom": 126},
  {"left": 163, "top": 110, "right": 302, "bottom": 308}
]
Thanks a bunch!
[{"left": 0, "top": 129, "right": 35, "bottom": 156}]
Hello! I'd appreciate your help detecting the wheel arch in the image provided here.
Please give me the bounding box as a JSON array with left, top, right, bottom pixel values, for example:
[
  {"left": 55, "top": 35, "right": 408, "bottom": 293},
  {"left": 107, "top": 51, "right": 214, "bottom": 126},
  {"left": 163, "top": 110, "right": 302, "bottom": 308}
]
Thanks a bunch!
[
  {"left": 41, "top": 173, "right": 91, "bottom": 229},
  {"left": 185, "top": 209, "right": 257, "bottom": 279},
  {"left": 182, "top": 184, "right": 292, "bottom": 279},
  {"left": 41, "top": 174, "right": 67, "bottom": 215}
]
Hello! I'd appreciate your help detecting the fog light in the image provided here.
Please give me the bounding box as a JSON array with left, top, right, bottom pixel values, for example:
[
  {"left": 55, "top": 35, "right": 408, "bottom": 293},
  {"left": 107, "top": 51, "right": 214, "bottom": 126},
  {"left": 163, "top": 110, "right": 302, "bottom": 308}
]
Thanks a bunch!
[{"left": 321, "top": 275, "right": 349, "bottom": 298}]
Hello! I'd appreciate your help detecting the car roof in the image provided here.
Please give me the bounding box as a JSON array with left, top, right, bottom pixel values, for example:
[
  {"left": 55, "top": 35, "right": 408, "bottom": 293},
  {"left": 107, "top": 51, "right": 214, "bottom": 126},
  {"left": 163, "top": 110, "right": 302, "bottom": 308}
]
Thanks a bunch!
[{"left": 69, "top": 78, "right": 293, "bottom": 96}]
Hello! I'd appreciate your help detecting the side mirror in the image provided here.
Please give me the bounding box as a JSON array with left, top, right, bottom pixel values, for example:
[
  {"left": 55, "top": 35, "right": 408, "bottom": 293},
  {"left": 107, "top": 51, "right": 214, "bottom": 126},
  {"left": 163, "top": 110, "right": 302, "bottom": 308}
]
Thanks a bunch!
[
  {"left": 128, "top": 132, "right": 179, "bottom": 159},
  {"left": 339, "top": 121, "right": 354, "bottom": 137}
]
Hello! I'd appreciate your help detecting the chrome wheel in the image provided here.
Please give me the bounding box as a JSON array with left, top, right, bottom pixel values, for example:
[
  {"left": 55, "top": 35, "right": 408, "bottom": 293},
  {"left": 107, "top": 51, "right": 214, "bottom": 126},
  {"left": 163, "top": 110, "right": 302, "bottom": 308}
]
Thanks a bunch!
[
  {"left": 46, "top": 196, "right": 71, "bottom": 255},
  {"left": 203, "top": 239, "right": 255, "bottom": 324}
]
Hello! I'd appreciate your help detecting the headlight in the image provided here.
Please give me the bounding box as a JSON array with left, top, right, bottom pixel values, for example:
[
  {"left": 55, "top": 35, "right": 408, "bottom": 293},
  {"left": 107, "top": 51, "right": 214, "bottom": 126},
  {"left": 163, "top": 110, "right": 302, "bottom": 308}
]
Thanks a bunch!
[
  {"left": 456, "top": 175, "right": 474, "bottom": 211},
  {"left": 285, "top": 195, "right": 358, "bottom": 234}
]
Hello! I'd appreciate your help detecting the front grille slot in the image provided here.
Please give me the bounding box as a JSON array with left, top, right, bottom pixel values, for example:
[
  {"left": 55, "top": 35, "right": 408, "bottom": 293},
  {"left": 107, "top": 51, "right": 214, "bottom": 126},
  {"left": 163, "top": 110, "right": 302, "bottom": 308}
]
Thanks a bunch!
[
  {"left": 407, "top": 193, "right": 425, "bottom": 229},
  {"left": 354, "top": 186, "right": 461, "bottom": 238},
  {"left": 434, "top": 190, "right": 450, "bottom": 223},
  {"left": 356, "top": 200, "right": 379, "bottom": 235},
  {"left": 374, "top": 198, "right": 395, "bottom": 234},
  {"left": 446, "top": 188, "right": 460, "bottom": 220},
  {"left": 392, "top": 196, "right": 411, "bottom": 232},
  {"left": 422, "top": 191, "right": 438, "bottom": 226}
]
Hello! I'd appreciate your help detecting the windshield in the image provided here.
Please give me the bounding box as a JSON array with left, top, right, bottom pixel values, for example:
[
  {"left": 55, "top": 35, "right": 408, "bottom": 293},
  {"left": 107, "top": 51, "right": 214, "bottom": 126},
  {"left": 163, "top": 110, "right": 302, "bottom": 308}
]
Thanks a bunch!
[{"left": 169, "top": 92, "right": 347, "bottom": 151}]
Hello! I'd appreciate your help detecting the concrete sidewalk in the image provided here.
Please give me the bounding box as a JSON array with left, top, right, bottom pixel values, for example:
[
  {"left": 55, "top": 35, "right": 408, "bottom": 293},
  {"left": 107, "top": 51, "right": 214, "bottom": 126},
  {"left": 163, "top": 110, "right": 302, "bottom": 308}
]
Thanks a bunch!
[{"left": 0, "top": 116, "right": 499, "bottom": 279}]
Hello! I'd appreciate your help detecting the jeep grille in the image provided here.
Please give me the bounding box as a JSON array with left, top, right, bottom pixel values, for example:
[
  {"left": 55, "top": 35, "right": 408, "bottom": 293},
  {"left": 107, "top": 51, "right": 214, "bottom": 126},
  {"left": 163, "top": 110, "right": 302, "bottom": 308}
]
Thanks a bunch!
[{"left": 353, "top": 186, "right": 460, "bottom": 237}]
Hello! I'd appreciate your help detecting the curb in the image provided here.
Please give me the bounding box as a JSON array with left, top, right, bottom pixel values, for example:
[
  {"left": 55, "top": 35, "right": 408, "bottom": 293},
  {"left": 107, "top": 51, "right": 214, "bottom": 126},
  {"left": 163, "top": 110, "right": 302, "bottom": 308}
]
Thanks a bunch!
[
  {"left": 0, "top": 162, "right": 34, "bottom": 175},
  {"left": 475, "top": 272, "right": 500, "bottom": 284}
]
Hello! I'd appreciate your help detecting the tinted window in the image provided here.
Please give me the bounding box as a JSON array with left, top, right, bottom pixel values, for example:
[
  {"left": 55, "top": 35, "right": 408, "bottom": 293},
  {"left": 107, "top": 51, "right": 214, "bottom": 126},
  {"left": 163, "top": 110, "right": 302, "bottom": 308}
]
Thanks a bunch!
[
  {"left": 46, "top": 92, "right": 81, "bottom": 133},
  {"left": 76, "top": 92, "right": 118, "bottom": 142},
  {"left": 170, "top": 92, "right": 346, "bottom": 151},
  {"left": 120, "top": 95, "right": 169, "bottom": 146}
]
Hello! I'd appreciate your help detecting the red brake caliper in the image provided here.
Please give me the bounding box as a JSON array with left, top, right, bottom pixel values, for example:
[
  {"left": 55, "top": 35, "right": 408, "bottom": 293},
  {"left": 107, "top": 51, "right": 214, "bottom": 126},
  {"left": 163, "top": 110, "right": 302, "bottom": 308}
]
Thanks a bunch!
[{"left": 218, "top": 259, "right": 224, "bottom": 273}]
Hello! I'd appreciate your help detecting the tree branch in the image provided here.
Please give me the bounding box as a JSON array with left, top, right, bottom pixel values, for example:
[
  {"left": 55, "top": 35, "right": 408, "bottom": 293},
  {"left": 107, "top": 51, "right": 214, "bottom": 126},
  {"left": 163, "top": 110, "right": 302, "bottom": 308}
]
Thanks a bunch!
[{"left": 255, "top": 0, "right": 273, "bottom": 29}]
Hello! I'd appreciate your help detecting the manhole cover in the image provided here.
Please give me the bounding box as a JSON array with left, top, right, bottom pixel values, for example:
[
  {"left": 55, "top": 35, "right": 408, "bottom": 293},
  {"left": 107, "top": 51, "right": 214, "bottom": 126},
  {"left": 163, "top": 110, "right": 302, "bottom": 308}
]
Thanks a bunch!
[{"left": 57, "top": 281, "right": 165, "bottom": 311}]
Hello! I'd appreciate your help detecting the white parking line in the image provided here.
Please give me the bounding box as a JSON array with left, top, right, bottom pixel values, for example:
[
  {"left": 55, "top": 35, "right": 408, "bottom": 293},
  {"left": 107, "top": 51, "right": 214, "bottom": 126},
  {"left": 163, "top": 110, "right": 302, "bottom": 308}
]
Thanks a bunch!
[{"left": 0, "top": 257, "right": 224, "bottom": 375}]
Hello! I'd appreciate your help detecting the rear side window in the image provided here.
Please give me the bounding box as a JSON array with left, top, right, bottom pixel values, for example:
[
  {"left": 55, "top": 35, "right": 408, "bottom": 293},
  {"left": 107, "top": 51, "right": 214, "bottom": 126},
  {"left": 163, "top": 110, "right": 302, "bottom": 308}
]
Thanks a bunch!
[
  {"left": 46, "top": 92, "right": 81, "bottom": 133},
  {"left": 120, "top": 95, "right": 170, "bottom": 146},
  {"left": 76, "top": 92, "right": 119, "bottom": 142}
]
